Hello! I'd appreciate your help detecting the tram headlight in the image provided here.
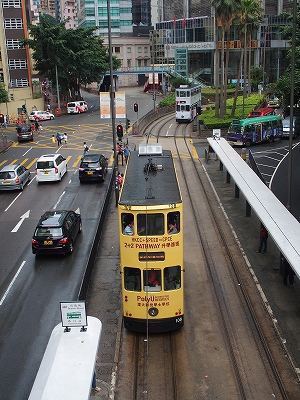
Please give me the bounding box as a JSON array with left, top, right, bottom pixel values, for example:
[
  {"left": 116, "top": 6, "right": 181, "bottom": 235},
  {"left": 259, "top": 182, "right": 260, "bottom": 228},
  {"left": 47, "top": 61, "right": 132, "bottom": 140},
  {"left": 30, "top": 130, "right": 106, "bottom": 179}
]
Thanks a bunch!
[{"left": 148, "top": 307, "right": 159, "bottom": 317}]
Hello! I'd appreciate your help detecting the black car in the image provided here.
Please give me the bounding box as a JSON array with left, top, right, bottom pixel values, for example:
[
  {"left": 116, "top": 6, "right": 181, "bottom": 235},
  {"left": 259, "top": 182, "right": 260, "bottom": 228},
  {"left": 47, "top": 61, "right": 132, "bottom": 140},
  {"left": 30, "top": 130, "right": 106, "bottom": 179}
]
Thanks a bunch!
[
  {"left": 79, "top": 153, "right": 108, "bottom": 182},
  {"left": 32, "top": 210, "right": 82, "bottom": 255},
  {"left": 16, "top": 124, "right": 33, "bottom": 142}
]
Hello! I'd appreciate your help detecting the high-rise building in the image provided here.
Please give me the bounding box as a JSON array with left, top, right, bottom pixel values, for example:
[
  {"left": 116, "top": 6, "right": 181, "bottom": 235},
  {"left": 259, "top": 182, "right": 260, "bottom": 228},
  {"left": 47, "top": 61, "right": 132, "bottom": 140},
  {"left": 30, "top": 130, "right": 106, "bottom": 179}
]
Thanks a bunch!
[{"left": 0, "top": 0, "right": 44, "bottom": 117}]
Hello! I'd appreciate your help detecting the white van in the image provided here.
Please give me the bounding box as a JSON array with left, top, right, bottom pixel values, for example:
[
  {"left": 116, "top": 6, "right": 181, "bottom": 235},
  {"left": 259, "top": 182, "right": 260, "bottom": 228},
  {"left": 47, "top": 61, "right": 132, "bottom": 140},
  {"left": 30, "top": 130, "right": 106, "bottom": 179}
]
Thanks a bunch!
[
  {"left": 36, "top": 154, "right": 67, "bottom": 183},
  {"left": 67, "top": 101, "right": 88, "bottom": 114}
]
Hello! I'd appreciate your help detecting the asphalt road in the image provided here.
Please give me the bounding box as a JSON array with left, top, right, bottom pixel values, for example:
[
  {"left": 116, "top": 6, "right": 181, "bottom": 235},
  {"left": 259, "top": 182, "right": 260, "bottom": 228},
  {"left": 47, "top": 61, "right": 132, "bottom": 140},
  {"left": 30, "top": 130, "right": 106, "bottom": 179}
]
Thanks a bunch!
[{"left": 0, "top": 86, "right": 153, "bottom": 400}]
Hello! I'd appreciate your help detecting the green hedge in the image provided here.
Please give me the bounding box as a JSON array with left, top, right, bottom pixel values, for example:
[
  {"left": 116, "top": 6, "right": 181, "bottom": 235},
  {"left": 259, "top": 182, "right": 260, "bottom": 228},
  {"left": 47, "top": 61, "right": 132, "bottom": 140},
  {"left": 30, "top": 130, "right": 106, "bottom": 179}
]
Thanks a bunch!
[{"left": 199, "top": 94, "right": 264, "bottom": 128}]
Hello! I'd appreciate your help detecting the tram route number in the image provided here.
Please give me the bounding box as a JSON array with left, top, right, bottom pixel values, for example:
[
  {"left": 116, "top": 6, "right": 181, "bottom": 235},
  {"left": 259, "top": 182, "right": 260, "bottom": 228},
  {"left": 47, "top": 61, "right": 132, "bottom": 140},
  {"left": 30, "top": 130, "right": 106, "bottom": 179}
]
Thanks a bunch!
[{"left": 175, "top": 317, "right": 183, "bottom": 324}]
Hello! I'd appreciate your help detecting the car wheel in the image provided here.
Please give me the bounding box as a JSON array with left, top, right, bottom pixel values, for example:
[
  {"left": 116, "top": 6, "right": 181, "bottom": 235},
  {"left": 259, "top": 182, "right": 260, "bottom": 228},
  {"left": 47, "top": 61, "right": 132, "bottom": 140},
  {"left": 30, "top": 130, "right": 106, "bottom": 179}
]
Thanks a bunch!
[
  {"left": 245, "top": 140, "right": 252, "bottom": 147},
  {"left": 50, "top": 116, "right": 54, "bottom": 120},
  {"left": 68, "top": 240, "right": 74, "bottom": 254}
]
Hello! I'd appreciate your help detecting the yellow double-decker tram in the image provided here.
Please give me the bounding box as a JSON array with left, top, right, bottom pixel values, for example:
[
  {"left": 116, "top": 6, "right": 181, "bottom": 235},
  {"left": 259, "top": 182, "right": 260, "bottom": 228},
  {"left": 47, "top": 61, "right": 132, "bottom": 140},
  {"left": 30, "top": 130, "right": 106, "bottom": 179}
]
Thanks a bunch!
[{"left": 118, "top": 143, "right": 184, "bottom": 333}]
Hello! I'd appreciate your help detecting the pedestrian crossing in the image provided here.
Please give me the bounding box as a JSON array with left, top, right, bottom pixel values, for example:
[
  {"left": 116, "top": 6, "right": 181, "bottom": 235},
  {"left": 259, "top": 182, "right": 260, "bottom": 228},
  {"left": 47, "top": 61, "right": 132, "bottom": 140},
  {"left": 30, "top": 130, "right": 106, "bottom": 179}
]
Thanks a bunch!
[{"left": 11, "top": 123, "right": 115, "bottom": 152}]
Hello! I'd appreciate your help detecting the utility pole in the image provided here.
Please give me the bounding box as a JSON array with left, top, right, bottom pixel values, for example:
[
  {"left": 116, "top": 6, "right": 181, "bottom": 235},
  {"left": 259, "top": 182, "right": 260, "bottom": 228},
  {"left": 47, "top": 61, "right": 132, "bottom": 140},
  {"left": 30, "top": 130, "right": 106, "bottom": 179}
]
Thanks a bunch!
[{"left": 107, "top": 0, "right": 118, "bottom": 206}]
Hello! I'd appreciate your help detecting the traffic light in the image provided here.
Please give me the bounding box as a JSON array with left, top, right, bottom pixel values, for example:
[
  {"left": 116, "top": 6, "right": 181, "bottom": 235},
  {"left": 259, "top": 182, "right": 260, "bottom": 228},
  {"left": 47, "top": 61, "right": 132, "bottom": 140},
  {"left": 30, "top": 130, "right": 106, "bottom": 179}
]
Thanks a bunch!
[
  {"left": 22, "top": 104, "right": 27, "bottom": 113},
  {"left": 117, "top": 124, "right": 123, "bottom": 139},
  {"left": 0, "top": 114, "right": 4, "bottom": 124},
  {"left": 134, "top": 103, "right": 138, "bottom": 112},
  {"left": 126, "top": 118, "right": 130, "bottom": 130}
]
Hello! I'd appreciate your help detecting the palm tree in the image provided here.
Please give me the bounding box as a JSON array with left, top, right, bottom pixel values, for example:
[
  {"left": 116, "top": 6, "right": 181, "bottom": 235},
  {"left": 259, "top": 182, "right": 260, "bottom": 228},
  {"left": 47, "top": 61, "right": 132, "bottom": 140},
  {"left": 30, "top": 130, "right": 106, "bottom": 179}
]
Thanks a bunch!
[
  {"left": 230, "top": 0, "right": 263, "bottom": 118},
  {"left": 212, "top": 0, "right": 238, "bottom": 118}
]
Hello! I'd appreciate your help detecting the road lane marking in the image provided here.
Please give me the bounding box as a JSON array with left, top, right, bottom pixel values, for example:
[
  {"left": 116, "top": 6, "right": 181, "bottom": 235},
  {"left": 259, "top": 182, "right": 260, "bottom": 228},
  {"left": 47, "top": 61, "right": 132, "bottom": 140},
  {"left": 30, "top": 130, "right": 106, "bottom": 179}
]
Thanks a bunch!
[
  {"left": 53, "top": 191, "right": 65, "bottom": 209},
  {"left": 26, "top": 158, "right": 38, "bottom": 169},
  {"left": 11, "top": 210, "right": 30, "bottom": 232},
  {"left": 0, "top": 261, "right": 26, "bottom": 306},
  {"left": 20, "top": 158, "right": 29, "bottom": 165},
  {"left": 4, "top": 192, "right": 22, "bottom": 212}
]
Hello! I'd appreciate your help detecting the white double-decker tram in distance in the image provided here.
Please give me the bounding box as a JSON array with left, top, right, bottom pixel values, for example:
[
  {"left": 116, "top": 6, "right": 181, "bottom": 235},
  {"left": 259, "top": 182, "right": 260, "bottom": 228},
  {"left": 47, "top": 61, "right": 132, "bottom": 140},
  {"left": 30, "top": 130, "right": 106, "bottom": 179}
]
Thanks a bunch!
[{"left": 175, "top": 84, "right": 201, "bottom": 123}]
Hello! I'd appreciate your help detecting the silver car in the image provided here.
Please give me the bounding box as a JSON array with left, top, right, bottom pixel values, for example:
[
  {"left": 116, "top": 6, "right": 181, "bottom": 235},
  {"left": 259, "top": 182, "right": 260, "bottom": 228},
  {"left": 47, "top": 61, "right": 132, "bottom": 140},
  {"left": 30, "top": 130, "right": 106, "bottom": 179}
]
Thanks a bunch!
[
  {"left": 0, "top": 164, "right": 31, "bottom": 190},
  {"left": 282, "top": 117, "right": 297, "bottom": 138}
]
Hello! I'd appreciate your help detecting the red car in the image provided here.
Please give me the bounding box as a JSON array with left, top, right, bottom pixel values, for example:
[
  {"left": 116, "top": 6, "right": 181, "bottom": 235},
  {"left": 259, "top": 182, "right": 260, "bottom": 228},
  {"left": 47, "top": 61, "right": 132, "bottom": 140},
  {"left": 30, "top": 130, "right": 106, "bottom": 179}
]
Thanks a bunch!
[{"left": 247, "top": 108, "right": 276, "bottom": 118}]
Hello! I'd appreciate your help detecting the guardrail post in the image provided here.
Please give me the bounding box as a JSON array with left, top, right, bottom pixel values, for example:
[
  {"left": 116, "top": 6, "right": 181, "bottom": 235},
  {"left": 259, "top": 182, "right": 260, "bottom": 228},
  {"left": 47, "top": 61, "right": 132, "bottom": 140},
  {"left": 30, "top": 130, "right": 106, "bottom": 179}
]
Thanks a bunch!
[
  {"left": 235, "top": 184, "right": 240, "bottom": 199},
  {"left": 246, "top": 200, "right": 251, "bottom": 217},
  {"left": 226, "top": 171, "right": 230, "bottom": 183}
]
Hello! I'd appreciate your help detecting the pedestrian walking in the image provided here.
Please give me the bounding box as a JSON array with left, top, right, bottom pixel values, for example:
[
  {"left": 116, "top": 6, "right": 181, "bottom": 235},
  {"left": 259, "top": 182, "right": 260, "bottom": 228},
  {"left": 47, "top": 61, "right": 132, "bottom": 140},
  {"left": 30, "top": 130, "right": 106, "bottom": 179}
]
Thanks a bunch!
[
  {"left": 91, "top": 355, "right": 100, "bottom": 392},
  {"left": 282, "top": 257, "right": 295, "bottom": 287},
  {"left": 83, "top": 142, "right": 89, "bottom": 155},
  {"left": 63, "top": 133, "right": 68, "bottom": 146},
  {"left": 47, "top": 103, "right": 51, "bottom": 112},
  {"left": 51, "top": 135, "right": 56, "bottom": 147},
  {"left": 56, "top": 132, "right": 62, "bottom": 146},
  {"left": 123, "top": 143, "right": 131, "bottom": 163},
  {"left": 256, "top": 225, "right": 268, "bottom": 253},
  {"left": 118, "top": 172, "right": 124, "bottom": 190},
  {"left": 35, "top": 119, "right": 39, "bottom": 132}
]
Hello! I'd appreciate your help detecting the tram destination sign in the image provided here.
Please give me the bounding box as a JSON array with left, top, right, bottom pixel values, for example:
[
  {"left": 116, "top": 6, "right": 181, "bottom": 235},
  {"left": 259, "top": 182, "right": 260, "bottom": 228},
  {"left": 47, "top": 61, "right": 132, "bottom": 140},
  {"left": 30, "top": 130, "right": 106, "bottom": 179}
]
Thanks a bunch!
[
  {"left": 139, "top": 252, "right": 165, "bottom": 261},
  {"left": 60, "top": 301, "right": 87, "bottom": 328}
]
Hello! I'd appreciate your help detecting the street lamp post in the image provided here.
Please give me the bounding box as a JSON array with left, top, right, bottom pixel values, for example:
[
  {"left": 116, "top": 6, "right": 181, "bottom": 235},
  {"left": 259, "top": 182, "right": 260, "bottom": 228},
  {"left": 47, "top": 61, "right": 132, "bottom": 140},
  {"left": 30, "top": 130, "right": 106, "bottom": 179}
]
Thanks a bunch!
[
  {"left": 242, "top": 24, "right": 247, "bottom": 119},
  {"left": 107, "top": 0, "right": 118, "bottom": 206},
  {"left": 287, "top": 0, "right": 297, "bottom": 211},
  {"left": 151, "top": 31, "right": 156, "bottom": 112}
]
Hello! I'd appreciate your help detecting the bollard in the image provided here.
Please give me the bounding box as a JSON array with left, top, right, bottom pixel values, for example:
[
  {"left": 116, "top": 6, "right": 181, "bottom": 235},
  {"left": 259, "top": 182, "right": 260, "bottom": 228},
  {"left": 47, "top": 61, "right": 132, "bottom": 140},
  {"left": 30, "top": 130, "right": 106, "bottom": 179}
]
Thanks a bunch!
[{"left": 241, "top": 147, "right": 246, "bottom": 161}]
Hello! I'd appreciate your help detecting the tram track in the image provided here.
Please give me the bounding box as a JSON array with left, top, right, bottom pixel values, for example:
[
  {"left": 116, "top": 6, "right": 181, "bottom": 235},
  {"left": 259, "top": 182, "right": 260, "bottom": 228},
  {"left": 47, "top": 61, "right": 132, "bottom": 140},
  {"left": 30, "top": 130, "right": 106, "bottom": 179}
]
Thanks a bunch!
[
  {"left": 131, "top": 332, "right": 178, "bottom": 400},
  {"left": 171, "top": 126, "right": 289, "bottom": 399},
  {"left": 114, "top": 118, "right": 299, "bottom": 399}
]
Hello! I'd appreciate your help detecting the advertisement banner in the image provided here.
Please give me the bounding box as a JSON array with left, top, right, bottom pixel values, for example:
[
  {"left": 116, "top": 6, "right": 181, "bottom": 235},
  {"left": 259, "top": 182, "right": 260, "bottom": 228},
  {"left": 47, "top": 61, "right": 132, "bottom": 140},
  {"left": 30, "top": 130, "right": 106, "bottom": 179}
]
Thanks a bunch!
[
  {"left": 100, "top": 92, "right": 111, "bottom": 118},
  {"left": 116, "top": 91, "right": 126, "bottom": 118},
  {"left": 100, "top": 92, "right": 126, "bottom": 119}
]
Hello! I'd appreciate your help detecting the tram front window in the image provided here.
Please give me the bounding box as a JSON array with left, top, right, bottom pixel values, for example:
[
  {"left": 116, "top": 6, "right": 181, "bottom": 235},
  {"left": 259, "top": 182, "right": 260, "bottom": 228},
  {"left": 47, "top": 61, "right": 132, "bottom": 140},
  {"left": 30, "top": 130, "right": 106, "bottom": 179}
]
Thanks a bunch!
[
  {"left": 137, "top": 213, "right": 164, "bottom": 235},
  {"left": 164, "top": 266, "right": 181, "bottom": 291},
  {"left": 167, "top": 211, "right": 180, "bottom": 233},
  {"left": 124, "top": 267, "right": 141, "bottom": 291},
  {"left": 144, "top": 269, "right": 161, "bottom": 291}
]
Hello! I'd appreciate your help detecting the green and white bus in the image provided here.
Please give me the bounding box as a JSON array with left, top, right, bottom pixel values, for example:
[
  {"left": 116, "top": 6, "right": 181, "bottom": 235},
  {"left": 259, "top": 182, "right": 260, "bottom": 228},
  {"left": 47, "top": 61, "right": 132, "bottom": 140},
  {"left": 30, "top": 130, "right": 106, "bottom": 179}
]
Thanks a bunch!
[{"left": 227, "top": 115, "right": 283, "bottom": 147}]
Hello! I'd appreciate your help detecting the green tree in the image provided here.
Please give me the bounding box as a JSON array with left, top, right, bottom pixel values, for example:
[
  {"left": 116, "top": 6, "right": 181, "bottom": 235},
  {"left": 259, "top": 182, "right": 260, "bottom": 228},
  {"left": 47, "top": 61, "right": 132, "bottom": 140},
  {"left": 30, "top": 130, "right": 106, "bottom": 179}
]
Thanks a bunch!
[
  {"left": 250, "top": 66, "right": 264, "bottom": 91},
  {"left": 273, "top": 5, "right": 300, "bottom": 110},
  {"left": 21, "top": 15, "right": 121, "bottom": 98},
  {"left": 212, "top": 0, "right": 238, "bottom": 118},
  {"left": 230, "top": 0, "right": 263, "bottom": 118},
  {"left": 0, "top": 83, "right": 9, "bottom": 104}
]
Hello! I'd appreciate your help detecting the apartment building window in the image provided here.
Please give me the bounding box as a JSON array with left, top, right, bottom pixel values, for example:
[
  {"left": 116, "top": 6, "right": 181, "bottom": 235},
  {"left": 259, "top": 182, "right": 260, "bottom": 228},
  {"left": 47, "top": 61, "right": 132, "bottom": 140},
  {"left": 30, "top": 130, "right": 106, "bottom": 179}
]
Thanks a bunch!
[
  {"left": 127, "top": 47, "right": 131, "bottom": 53},
  {"left": 138, "top": 47, "right": 142, "bottom": 53},
  {"left": 127, "top": 59, "right": 131, "bottom": 67},
  {"left": 144, "top": 47, "right": 148, "bottom": 53},
  {"left": 86, "top": 8, "right": 95, "bottom": 16},
  {"left": 4, "top": 19, "right": 23, "bottom": 28},
  {"left": 144, "top": 59, "right": 148, "bottom": 66},
  {"left": 3, "top": 0, "right": 21, "bottom": 7},
  {"left": 10, "top": 79, "right": 28, "bottom": 87},
  {"left": 115, "top": 47, "right": 120, "bottom": 53},
  {"left": 138, "top": 59, "right": 142, "bottom": 67},
  {"left": 9, "top": 59, "right": 27, "bottom": 69},
  {"left": 6, "top": 39, "right": 23, "bottom": 49}
]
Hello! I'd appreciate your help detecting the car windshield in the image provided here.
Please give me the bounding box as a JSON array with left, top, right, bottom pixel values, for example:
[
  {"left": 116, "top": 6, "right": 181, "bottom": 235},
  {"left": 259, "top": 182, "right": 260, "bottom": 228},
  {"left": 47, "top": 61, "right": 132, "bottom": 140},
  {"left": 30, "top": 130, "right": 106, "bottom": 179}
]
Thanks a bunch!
[
  {"left": 0, "top": 171, "right": 15, "bottom": 179},
  {"left": 37, "top": 161, "right": 54, "bottom": 169},
  {"left": 35, "top": 227, "right": 63, "bottom": 237}
]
